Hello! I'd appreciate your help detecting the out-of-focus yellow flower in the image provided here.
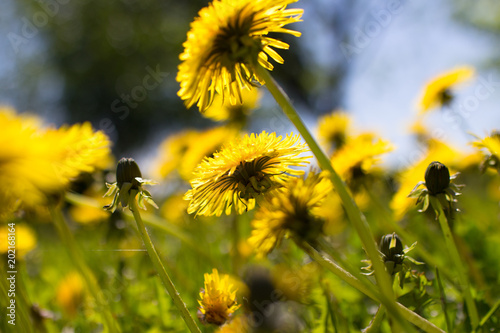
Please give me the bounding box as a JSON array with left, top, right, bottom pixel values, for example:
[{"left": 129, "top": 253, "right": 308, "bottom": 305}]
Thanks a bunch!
[
  {"left": 215, "top": 315, "right": 250, "bottom": 333},
  {"left": 155, "top": 127, "right": 239, "bottom": 181},
  {"left": 315, "top": 192, "right": 346, "bottom": 235},
  {"left": 330, "top": 133, "right": 393, "bottom": 187},
  {"left": 0, "top": 107, "right": 112, "bottom": 216},
  {"left": 69, "top": 189, "right": 111, "bottom": 225},
  {"left": 160, "top": 193, "right": 189, "bottom": 224},
  {"left": 56, "top": 271, "right": 86, "bottom": 318},
  {"left": 198, "top": 268, "right": 241, "bottom": 326},
  {"left": 177, "top": 0, "right": 303, "bottom": 111},
  {"left": 390, "top": 139, "right": 462, "bottom": 220},
  {"left": 185, "top": 131, "right": 310, "bottom": 217},
  {"left": 202, "top": 89, "right": 261, "bottom": 124},
  {"left": 418, "top": 66, "right": 475, "bottom": 114},
  {"left": 0, "top": 224, "right": 36, "bottom": 259},
  {"left": 248, "top": 171, "right": 331, "bottom": 255},
  {"left": 471, "top": 131, "right": 500, "bottom": 173},
  {"left": 316, "top": 111, "right": 351, "bottom": 153}
]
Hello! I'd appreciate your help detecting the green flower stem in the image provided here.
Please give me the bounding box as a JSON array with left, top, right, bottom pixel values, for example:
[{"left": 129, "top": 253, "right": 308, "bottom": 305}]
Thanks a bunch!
[
  {"left": 479, "top": 298, "right": 500, "bottom": 328},
  {"left": 258, "top": 67, "right": 397, "bottom": 318},
  {"left": 435, "top": 268, "right": 452, "bottom": 333},
  {"left": 129, "top": 191, "right": 202, "bottom": 333},
  {"left": 50, "top": 204, "right": 121, "bottom": 333},
  {"left": 300, "top": 242, "right": 445, "bottom": 333},
  {"left": 430, "top": 196, "right": 479, "bottom": 329}
]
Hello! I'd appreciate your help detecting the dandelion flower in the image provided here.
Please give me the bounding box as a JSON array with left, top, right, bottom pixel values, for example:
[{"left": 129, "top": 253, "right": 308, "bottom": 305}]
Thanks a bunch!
[
  {"left": 0, "top": 224, "right": 36, "bottom": 259},
  {"left": 316, "top": 110, "right": 351, "bottom": 153},
  {"left": 0, "top": 107, "right": 112, "bottom": 215},
  {"left": 177, "top": 0, "right": 303, "bottom": 111},
  {"left": 198, "top": 268, "right": 240, "bottom": 326},
  {"left": 186, "top": 131, "right": 310, "bottom": 216},
  {"left": 390, "top": 139, "right": 461, "bottom": 220},
  {"left": 248, "top": 171, "right": 331, "bottom": 255},
  {"left": 330, "top": 133, "right": 393, "bottom": 188},
  {"left": 418, "top": 66, "right": 475, "bottom": 114},
  {"left": 104, "top": 158, "right": 158, "bottom": 212},
  {"left": 155, "top": 127, "right": 239, "bottom": 181},
  {"left": 471, "top": 131, "right": 500, "bottom": 173},
  {"left": 56, "top": 272, "right": 86, "bottom": 318},
  {"left": 202, "top": 88, "right": 261, "bottom": 124}
]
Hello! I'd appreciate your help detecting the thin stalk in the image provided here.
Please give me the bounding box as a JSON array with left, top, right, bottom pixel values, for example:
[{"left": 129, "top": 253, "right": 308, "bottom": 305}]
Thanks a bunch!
[
  {"left": 129, "top": 191, "right": 202, "bottom": 333},
  {"left": 435, "top": 268, "right": 452, "bottom": 332},
  {"left": 300, "top": 242, "right": 445, "bottom": 333},
  {"left": 231, "top": 215, "right": 241, "bottom": 274},
  {"left": 50, "top": 205, "right": 121, "bottom": 333},
  {"left": 258, "top": 66, "right": 398, "bottom": 320},
  {"left": 430, "top": 196, "right": 479, "bottom": 329},
  {"left": 363, "top": 305, "right": 385, "bottom": 333}
]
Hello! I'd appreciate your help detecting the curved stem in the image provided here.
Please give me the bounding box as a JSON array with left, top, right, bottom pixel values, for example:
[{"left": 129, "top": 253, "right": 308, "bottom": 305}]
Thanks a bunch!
[
  {"left": 257, "top": 66, "right": 398, "bottom": 322},
  {"left": 129, "top": 191, "right": 202, "bottom": 333},
  {"left": 363, "top": 305, "right": 385, "bottom": 333},
  {"left": 300, "top": 242, "right": 445, "bottom": 333},
  {"left": 430, "top": 196, "right": 479, "bottom": 329},
  {"left": 50, "top": 205, "right": 121, "bottom": 333}
]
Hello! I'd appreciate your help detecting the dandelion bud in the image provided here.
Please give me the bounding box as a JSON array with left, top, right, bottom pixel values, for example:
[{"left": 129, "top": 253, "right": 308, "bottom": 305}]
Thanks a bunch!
[
  {"left": 116, "top": 158, "right": 142, "bottom": 190},
  {"left": 424, "top": 161, "right": 450, "bottom": 195},
  {"left": 379, "top": 233, "right": 404, "bottom": 275}
]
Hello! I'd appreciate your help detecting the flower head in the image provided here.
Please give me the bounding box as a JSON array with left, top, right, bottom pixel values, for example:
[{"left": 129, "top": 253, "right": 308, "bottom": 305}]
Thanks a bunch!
[
  {"left": 248, "top": 171, "right": 332, "bottom": 255},
  {"left": 104, "top": 158, "right": 158, "bottom": 212},
  {"left": 154, "top": 126, "right": 239, "bottom": 181},
  {"left": 408, "top": 161, "right": 463, "bottom": 215},
  {"left": 177, "top": 0, "right": 303, "bottom": 111},
  {"left": 471, "top": 131, "right": 500, "bottom": 173},
  {"left": 185, "top": 131, "right": 310, "bottom": 216},
  {"left": 202, "top": 88, "right": 261, "bottom": 124},
  {"left": 316, "top": 110, "right": 351, "bottom": 153},
  {"left": 0, "top": 107, "right": 112, "bottom": 216},
  {"left": 56, "top": 272, "right": 86, "bottom": 318},
  {"left": 198, "top": 268, "right": 240, "bottom": 326},
  {"left": 216, "top": 315, "right": 250, "bottom": 333},
  {"left": 0, "top": 224, "right": 36, "bottom": 259},
  {"left": 330, "top": 133, "right": 393, "bottom": 189},
  {"left": 418, "top": 66, "right": 474, "bottom": 114},
  {"left": 362, "top": 233, "right": 421, "bottom": 288}
]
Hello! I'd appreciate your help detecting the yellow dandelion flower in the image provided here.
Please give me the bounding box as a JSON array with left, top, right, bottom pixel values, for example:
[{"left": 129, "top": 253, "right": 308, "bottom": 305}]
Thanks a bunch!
[
  {"left": 44, "top": 122, "right": 113, "bottom": 179},
  {"left": 160, "top": 193, "right": 189, "bottom": 224},
  {"left": 198, "top": 268, "right": 240, "bottom": 326},
  {"left": 177, "top": 0, "right": 303, "bottom": 111},
  {"left": 330, "top": 133, "right": 393, "bottom": 187},
  {"left": 418, "top": 66, "right": 475, "bottom": 114},
  {"left": 471, "top": 131, "right": 500, "bottom": 172},
  {"left": 155, "top": 126, "right": 239, "bottom": 181},
  {"left": 0, "top": 107, "right": 112, "bottom": 216},
  {"left": 390, "top": 139, "right": 462, "bottom": 220},
  {"left": 315, "top": 192, "right": 346, "bottom": 235},
  {"left": 0, "top": 224, "right": 37, "bottom": 259},
  {"left": 202, "top": 88, "right": 261, "bottom": 123},
  {"left": 56, "top": 271, "right": 86, "bottom": 318},
  {"left": 316, "top": 110, "right": 352, "bottom": 153},
  {"left": 185, "top": 131, "right": 310, "bottom": 216},
  {"left": 216, "top": 315, "right": 250, "bottom": 333},
  {"left": 248, "top": 171, "right": 332, "bottom": 255},
  {"left": 69, "top": 189, "right": 111, "bottom": 225}
]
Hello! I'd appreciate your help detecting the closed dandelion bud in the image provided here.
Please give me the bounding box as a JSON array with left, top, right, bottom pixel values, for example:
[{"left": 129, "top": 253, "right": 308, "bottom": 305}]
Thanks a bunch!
[
  {"left": 379, "top": 233, "right": 404, "bottom": 275},
  {"left": 424, "top": 161, "right": 450, "bottom": 195},
  {"left": 116, "top": 158, "right": 142, "bottom": 190}
]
